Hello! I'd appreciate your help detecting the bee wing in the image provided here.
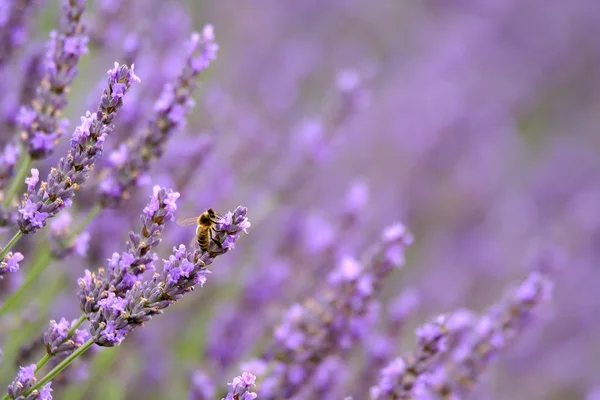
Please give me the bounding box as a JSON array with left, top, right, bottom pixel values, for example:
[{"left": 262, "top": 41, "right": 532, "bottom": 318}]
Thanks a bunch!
[
  {"left": 189, "top": 236, "right": 199, "bottom": 250},
  {"left": 176, "top": 216, "right": 198, "bottom": 227}
]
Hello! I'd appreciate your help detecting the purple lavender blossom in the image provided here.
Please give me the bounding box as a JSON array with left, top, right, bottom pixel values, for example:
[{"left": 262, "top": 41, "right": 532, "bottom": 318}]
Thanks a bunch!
[
  {"left": 7, "top": 364, "right": 52, "bottom": 400},
  {"left": 85, "top": 205, "right": 249, "bottom": 347},
  {"left": 222, "top": 372, "right": 258, "bottom": 400},
  {"left": 0, "top": 142, "right": 19, "bottom": 190},
  {"left": 78, "top": 185, "right": 179, "bottom": 314},
  {"left": 0, "top": 251, "right": 23, "bottom": 279},
  {"left": 99, "top": 27, "right": 218, "bottom": 207},
  {"left": 259, "top": 222, "right": 412, "bottom": 398},
  {"left": 369, "top": 311, "right": 476, "bottom": 399},
  {"left": 189, "top": 371, "right": 216, "bottom": 400},
  {"left": 0, "top": 0, "right": 37, "bottom": 67},
  {"left": 418, "top": 271, "right": 554, "bottom": 398},
  {"left": 42, "top": 317, "right": 89, "bottom": 356},
  {"left": 16, "top": 62, "right": 139, "bottom": 234},
  {"left": 17, "top": 0, "right": 88, "bottom": 159}
]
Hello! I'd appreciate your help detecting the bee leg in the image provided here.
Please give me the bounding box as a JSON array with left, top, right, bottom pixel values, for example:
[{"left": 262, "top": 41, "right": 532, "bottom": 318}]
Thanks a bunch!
[{"left": 210, "top": 229, "right": 223, "bottom": 248}]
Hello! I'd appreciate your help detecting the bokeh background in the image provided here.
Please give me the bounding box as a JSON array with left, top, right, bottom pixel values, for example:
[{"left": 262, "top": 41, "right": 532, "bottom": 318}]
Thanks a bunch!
[{"left": 1, "top": 0, "right": 599, "bottom": 398}]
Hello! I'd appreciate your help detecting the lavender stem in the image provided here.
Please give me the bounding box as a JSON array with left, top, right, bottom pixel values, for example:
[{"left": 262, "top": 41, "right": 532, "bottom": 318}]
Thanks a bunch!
[
  {"left": 0, "top": 230, "right": 23, "bottom": 262},
  {"left": 2, "top": 151, "right": 30, "bottom": 207},
  {"left": 20, "top": 338, "right": 94, "bottom": 399},
  {"left": 35, "top": 353, "right": 51, "bottom": 371},
  {"left": 0, "top": 205, "right": 100, "bottom": 315},
  {"left": 2, "top": 313, "right": 90, "bottom": 399}
]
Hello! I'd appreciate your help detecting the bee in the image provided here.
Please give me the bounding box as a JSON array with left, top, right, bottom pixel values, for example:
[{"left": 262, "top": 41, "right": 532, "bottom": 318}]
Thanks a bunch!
[{"left": 176, "top": 208, "right": 223, "bottom": 251}]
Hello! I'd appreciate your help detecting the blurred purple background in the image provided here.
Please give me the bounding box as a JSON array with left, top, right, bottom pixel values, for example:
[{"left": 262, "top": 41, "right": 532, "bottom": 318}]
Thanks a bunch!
[{"left": 1, "top": 0, "right": 599, "bottom": 398}]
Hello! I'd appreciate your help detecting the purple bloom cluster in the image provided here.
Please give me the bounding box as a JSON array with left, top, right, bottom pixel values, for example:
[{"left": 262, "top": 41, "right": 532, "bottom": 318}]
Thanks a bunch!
[
  {"left": 369, "top": 311, "right": 475, "bottom": 399},
  {"left": 222, "top": 372, "right": 258, "bottom": 400},
  {"left": 0, "top": 0, "right": 37, "bottom": 67},
  {"left": 0, "top": 250, "right": 23, "bottom": 279},
  {"left": 1, "top": 1, "right": 597, "bottom": 398},
  {"left": 421, "top": 271, "right": 553, "bottom": 398},
  {"left": 16, "top": 0, "right": 88, "bottom": 159},
  {"left": 7, "top": 364, "right": 52, "bottom": 400},
  {"left": 47, "top": 211, "right": 89, "bottom": 258},
  {"left": 189, "top": 371, "right": 216, "bottom": 400},
  {"left": 98, "top": 27, "right": 218, "bottom": 207},
  {"left": 82, "top": 202, "right": 249, "bottom": 346},
  {"left": 259, "top": 223, "right": 413, "bottom": 398},
  {"left": 42, "top": 318, "right": 89, "bottom": 357},
  {"left": 17, "top": 62, "right": 139, "bottom": 234},
  {"left": 0, "top": 143, "right": 19, "bottom": 190},
  {"left": 369, "top": 271, "right": 553, "bottom": 399},
  {"left": 78, "top": 185, "right": 179, "bottom": 314}
]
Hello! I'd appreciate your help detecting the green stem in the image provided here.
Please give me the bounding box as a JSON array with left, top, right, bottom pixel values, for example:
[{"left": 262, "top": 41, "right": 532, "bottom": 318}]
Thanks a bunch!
[
  {"left": 36, "top": 353, "right": 51, "bottom": 371},
  {"left": 32, "top": 316, "right": 87, "bottom": 377},
  {"left": 0, "top": 230, "right": 23, "bottom": 260},
  {"left": 25, "top": 338, "right": 94, "bottom": 398},
  {"left": 3, "top": 152, "right": 31, "bottom": 208},
  {"left": 67, "top": 314, "right": 87, "bottom": 337},
  {"left": 0, "top": 204, "right": 102, "bottom": 317}
]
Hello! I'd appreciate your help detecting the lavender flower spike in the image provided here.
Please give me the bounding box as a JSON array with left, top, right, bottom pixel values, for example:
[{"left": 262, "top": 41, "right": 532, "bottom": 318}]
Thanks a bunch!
[
  {"left": 421, "top": 271, "right": 554, "bottom": 398},
  {"left": 260, "top": 222, "right": 412, "bottom": 399},
  {"left": 17, "top": 62, "right": 139, "bottom": 234},
  {"left": 78, "top": 185, "right": 179, "bottom": 314},
  {"left": 43, "top": 317, "right": 89, "bottom": 357},
  {"left": 17, "top": 0, "right": 88, "bottom": 159},
  {"left": 0, "top": 139, "right": 19, "bottom": 189},
  {"left": 87, "top": 206, "right": 249, "bottom": 347},
  {"left": 223, "top": 372, "right": 258, "bottom": 400},
  {"left": 99, "top": 27, "right": 218, "bottom": 207},
  {"left": 7, "top": 364, "right": 53, "bottom": 400},
  {"left": 0, "top": 0, "right": 37, "bottom": 67},
  {"left": 0, "top": 251, "right": 24, "bottom": 279},
  {"left": 189, "top": 371, "right": 216, "bottom": 400},
  {"left": 369, "top": 310, "right": 476, "bottom": 399},
  {"left": 47, "top": 211, "right": 90, "bottom": 259}
]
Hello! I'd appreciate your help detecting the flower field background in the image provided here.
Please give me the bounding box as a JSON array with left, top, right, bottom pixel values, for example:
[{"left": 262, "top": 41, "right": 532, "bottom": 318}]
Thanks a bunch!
[{"left": 0, "top": 0, "right": 598, "bottom": 399}]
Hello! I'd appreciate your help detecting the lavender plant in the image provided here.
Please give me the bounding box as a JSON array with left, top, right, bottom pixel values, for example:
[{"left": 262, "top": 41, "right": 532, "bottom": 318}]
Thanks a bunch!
[{"left": 0, "top": 0, "right": 597, "bottom": 398}]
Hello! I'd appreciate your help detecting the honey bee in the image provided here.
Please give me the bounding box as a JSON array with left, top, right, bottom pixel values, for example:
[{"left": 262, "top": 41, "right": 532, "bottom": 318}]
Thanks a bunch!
[{"left": 176, "top": 208, "right": 223, "bottom": 251}]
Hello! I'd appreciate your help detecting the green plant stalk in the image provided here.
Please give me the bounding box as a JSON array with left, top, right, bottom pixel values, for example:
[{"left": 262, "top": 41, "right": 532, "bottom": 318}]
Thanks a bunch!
[
  {"left": 29, "top": 339, "right": 94, "bottom": 398},
  {"left": 0, "top": 267, "right": 67, "bottom": 387},
  {"left": 0, "top": 337, "right": 94, "bottom": 400},
  {"left": 3, "top": 152, "right": 31, "bottom": 208},
  {"left": 0, "top": 310, "right": 88, "bottom": 396},
  {"left": 61, "top": 347, "right": 118, "bottom": 400},
  {"left": 0, "top": 204, "right": 102, "bottom": 317},
  {"left": 0, "top": 230, "right": 23, "bottom": 261}
]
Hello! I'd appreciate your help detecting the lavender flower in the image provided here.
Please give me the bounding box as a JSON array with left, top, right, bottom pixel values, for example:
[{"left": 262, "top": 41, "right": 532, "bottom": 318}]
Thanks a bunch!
[
  {"left": 369, "top": 311, "right": 475, "bottom": 399},
  {"left": 47, "top": 212, "right": 89, "bottom": 258},
  {"left": 17, "top": 62, "right": 139, "bottom": 234},
  {"left": 0, "top": 142, "right": 19, "bottom": 190},
  {"left": 78, "top": 185, "right": 179, "bottom": 314},
  {"left": 86, "top": 205, "right": 249, "bottom": 346},
  {"left": 7, "top": 364, "right": 52, "bottom": 400},
  {"left": 42, "top": 318, "right": 89, "bottom": 357},
  {"left": 0, "top": 0, "right": 37, "bottom": 67},
  {"left": 260, "top": 222, "right": 412, "bottom": 398},
  {"left": 17, "top": 0, "right": 88, "bottom": 159},
  {"left": 420, "top": 271, "right": 554, "bottom": 398},
  {"left": 189, "top": 371, "right": 216, "bottom": 400},
  {"left": 0, "top": 251, "right": 23, "bottom": 279},
  {"left": 99, "top": 27, "right": 218, "bottom": 207},
  {"left": 222, "top": 372, "right": 258, "bottom": 400}
]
